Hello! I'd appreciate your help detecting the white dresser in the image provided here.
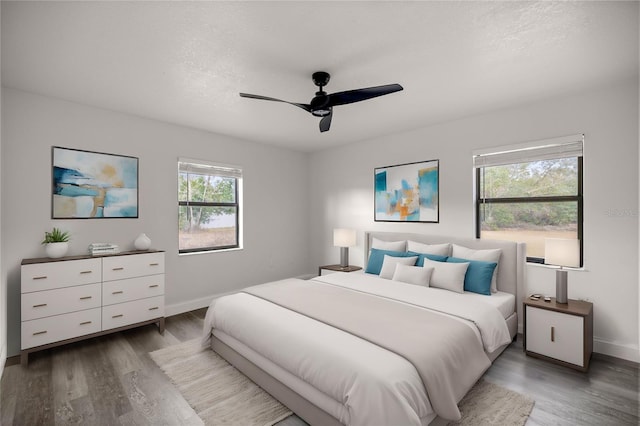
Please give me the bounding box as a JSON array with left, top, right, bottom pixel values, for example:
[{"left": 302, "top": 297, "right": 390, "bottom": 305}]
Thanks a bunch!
[{"left": 20, "top": 250, "right": 165, "bottom": 366}]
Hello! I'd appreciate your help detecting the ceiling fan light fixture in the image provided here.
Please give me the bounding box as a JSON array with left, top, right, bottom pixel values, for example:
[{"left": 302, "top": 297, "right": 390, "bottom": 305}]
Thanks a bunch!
[
  {"left": 239, "top": 71, "right": 403, "bottom": 133},
  {"left": 311, "top": 108, "right": 331, "bottom": 117}
]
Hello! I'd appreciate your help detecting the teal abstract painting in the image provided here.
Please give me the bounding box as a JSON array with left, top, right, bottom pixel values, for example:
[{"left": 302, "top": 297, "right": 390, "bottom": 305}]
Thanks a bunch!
[
  {"left": 52, "top": 147, "right": 138, "bottom": 218},
  {"left": 374, "top": 160, "right": 439, "bottom": 222}
]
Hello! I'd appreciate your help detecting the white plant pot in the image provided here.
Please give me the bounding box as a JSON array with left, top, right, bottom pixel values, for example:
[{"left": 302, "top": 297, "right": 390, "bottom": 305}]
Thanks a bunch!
[
  {"left": 46, "top": 242, "right": 69, "bottom": 258},
  {"left": 134, "top": 233, "right": 151, "bottom": 250}
]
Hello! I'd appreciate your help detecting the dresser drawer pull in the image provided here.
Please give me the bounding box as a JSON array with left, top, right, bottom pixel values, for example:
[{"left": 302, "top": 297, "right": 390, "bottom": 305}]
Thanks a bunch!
[
  {"left": 112, "top": 314, "right": 124, "bottom": 318},
  {"left": 33, "top": 330, "right": 47, "bottom": 336},
  {"left": 80, "top": 321, "right": 92, "bottom": 325},
  {"left": 148, "top": 307, "right": 159, "bottom": 311},
  {"left": 33, "top": 276, "right": 47, "bottom": 280},
  {"left": 551, "top": 326, "right": 555, "bottom": 342},
  {"left": 112, "top": 267, "right": 124, "bottom": 271},
  {"left": 149, "top": 263, "right": 160, "bottom": 266},
  {"left": 80, "top": 296, "right": 92, "bottom": 300},
  {"left": 149, "top": 284, "right": 159, "bottom": 288},
  {"left": 112, "top": 291, "right": 124, "bottom": 295},
  {"left": 33, "top": 303, "right": 47, "bottom": 308}
]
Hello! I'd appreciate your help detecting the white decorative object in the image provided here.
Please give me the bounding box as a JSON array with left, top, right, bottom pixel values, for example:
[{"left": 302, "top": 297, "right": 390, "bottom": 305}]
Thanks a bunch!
[
  {"left": 88, "top": 243, "right": 119, "bottom": 256},
  {"left": 134, "top": 233, "right": 151, "bottom": 250},
  {"left": 45, "top": 242, "right": 68, "bottom": 258}
]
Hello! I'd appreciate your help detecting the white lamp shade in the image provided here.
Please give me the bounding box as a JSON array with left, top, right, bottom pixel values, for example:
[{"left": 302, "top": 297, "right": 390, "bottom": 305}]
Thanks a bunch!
[
  {"left": 333, "top": 228, "right": 356, "bottom": 247},
  {"left": 545, "top": 238, "right": 580, "bottom": 268}
]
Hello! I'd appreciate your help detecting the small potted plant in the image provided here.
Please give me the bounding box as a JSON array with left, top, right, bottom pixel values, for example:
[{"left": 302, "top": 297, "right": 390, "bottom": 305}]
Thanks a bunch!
[{"left": 42, "top": 227, "right": 71, "bottom": 258}]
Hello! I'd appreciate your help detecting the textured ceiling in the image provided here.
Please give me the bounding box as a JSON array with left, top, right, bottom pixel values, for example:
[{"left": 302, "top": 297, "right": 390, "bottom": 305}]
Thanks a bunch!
[{"left": 2, "top": 1, "right": 638, "bottom": 152}]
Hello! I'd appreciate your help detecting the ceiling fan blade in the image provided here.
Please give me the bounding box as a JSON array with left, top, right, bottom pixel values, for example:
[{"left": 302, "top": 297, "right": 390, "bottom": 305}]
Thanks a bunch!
[
  {"left": 319, "top": 110, "right": 332, "bottom": 133},
  {"left": 327, "top": 84, "right": 403, "bottom": 107},
  {"left": 239, "top": 93, "right": 311, "bottom": 112}
]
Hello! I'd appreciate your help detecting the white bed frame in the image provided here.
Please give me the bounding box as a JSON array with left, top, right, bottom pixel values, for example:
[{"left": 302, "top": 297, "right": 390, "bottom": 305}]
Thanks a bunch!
[{"left": 211, "top": 231, "right": 526, "bottom": 425}]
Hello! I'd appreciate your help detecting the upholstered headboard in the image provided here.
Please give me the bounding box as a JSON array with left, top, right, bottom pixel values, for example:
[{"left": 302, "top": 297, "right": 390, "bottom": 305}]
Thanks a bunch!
[{"left": 364, "top": 231, "right": 526, "bottom": 300}]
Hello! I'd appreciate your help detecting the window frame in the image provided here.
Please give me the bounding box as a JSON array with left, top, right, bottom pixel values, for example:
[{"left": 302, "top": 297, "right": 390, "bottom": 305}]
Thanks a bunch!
[
  {"left": 178, "top": 159, "right": 242, "bottom": 254},
  {"left": 474, "top": 137, "right": 584, "bottom": 266}
]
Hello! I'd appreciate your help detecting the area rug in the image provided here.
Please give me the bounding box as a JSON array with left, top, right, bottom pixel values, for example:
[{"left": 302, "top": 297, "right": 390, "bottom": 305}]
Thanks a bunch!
[
  {"left": 450, "top": 379, "right": 535, "bottom": 426},
  {"left": 151, "top": 339, "right": 534, "bottom": 426},
  {"left": 150, "top": 339, "right": 292, "bottom": 425}
]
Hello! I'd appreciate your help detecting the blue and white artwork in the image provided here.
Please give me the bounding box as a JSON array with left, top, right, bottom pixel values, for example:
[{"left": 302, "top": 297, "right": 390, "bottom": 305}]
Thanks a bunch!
[
  {"left": 52, "top": 147, "right": 138, "bottom": 218},
  {"left": 374, "top": 160, "right": 439, "bottom": 223}
]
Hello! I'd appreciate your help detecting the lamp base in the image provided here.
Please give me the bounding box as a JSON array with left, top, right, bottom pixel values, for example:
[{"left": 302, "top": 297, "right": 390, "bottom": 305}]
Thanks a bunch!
[
  {"left": 556, "top": 269, "right": 568, "bottom": 304},
  {"left": 340, "top": 247, "right": 349, "bottom": 268}
]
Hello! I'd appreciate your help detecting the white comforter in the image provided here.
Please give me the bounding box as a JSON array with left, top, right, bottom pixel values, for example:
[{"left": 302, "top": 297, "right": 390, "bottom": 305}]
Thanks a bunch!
[{"left": 202, "top": 273, "right": 512, "bottom": 426}]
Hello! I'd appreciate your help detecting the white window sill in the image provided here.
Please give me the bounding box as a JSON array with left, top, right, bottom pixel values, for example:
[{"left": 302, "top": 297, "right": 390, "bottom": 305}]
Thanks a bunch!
[{"left": 179, "top": 247, "right": 243, "bottom": 256}]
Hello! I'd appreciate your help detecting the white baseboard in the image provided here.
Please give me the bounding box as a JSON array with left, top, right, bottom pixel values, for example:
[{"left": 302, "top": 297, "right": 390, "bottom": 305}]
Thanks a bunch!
[
  {"left": 594, "top": 338, "right": 640, "bottom": 363},
  {"left": 164, "top": 290, "right": 238, "bottom": 317}
]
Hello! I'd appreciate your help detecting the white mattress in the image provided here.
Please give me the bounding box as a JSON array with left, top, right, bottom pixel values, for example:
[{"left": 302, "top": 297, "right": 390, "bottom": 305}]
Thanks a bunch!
[{"left": 460, "top": 290, "right": 515, "bottom": 320}]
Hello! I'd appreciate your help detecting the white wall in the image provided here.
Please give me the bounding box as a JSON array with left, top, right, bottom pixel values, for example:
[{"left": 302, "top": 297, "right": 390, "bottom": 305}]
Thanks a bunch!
[
  {"left": 1, "top": 88, "right": 311, "bottom": 357},
  {"left": 309, "top": 78, "right": 639, "bottom": 362}
]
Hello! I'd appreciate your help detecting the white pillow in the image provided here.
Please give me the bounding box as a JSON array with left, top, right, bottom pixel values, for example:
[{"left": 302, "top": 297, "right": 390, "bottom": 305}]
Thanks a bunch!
[
  {"left": 372, "top": 237, "right": 407, "bottom": 252},
  {"left": 451, "top": 244, "right": 502, "bottom": 293},
  {"left": 392, "top": 263, "right": 434, "bottom": 287},
  {"left": 379, "top": 255, "right": 418, "bottom": 279},
  {"left": 423, "top": 258, "right": 468, "bottom": 293},
  {"left": 406, "top": 240, "right": 451, "bottom": 256}
]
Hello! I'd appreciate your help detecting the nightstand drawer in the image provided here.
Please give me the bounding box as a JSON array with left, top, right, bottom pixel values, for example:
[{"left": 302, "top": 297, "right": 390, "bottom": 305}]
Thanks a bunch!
[
  {"left": 21, "top": 283, "right": 101, "bottom": 321},
  {"left": 526, "top": 305, "right": 584, "bottom": 366}
]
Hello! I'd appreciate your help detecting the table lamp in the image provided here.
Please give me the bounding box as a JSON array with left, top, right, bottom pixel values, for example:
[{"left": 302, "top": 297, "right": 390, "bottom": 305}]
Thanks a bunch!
[
  {"left": 333, "top": 228, "right": 356, "bottom": 267},
  {"left": 545, "top": 238, "right": 580, "bottom": 304}
]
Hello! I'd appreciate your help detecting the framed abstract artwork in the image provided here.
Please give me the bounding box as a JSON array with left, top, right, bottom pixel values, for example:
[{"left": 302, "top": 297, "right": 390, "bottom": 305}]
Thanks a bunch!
[
  {"left": 52, "top": 146, "right": 139, "bottom": 218},
  {"left": 374, "top": 159, "right": 439, "bottom": 223}
]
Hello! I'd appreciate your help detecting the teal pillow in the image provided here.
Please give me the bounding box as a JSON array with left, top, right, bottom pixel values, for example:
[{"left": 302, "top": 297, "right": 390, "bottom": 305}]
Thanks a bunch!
[
  {"left": 366, "top": 248, "right": 416, "bottom": 275},
  {"left": 407, "top": 251, "right": 448, "bottom": 267},
  {"left": 446, "top": 257, "right": 497, "bottom": 295}
]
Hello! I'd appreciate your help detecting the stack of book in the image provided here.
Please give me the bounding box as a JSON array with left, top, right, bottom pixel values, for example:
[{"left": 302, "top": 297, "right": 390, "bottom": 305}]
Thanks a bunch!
[{"left": 88, "top": 243, "right": 119, "bottom": 256}]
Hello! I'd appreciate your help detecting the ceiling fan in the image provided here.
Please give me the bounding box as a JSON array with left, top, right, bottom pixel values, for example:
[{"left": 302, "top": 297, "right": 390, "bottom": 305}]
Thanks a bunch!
[{"left": 240, "top": 71, "right": 403, "bottom": 133}]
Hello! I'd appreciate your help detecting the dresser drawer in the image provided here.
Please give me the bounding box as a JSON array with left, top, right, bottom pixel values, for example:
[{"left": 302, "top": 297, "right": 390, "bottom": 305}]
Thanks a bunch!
[
  {"left": 21, "top": 283, "right": 101, "bottom": 321},
  {"left": 102, "top": 275, "right": 164, "bottom": 306},
  {"left": 21, "top": 308, "right": 101, "bottom": 349},
  {"left": 102, "top": 252, "right": 164, "bottom": 281},
  {"left": 102, "top": 295, "right": 164, "bottom": 331},
  {"left": 526, "top": 305, "right": 584, "bottom": 366},
  {"left": 21, "top": 258, "right": 101, "bottom": 293}
]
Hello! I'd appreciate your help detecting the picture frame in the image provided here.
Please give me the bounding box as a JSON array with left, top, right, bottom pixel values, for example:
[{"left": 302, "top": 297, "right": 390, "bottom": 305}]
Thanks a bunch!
[
  {"left": 52, "top": 146, "right": 139, "bottom": 218},
  {"left": 374, "top": 159, "right": 439, "bottom": 223}
]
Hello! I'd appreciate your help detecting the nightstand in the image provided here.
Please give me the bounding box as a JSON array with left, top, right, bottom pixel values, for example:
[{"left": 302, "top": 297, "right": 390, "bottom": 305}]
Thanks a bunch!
[
  {"left": 523, "top": 297, "right": 593, "bottom": 372},
  {"left": 318, "top": 264, "right": 362, "bottom": 276}
]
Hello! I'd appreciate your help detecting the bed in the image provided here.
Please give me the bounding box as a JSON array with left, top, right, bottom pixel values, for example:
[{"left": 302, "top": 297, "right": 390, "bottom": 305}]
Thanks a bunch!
[{"left": 202, "top": 231, "right": 526, "bottom": 425}]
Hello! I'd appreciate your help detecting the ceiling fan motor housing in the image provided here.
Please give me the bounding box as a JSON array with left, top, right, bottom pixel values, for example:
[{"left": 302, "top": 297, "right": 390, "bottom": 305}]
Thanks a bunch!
[
  {"left": 310, "top": 71, "right": 332, "bottom": 116},
  {"left": 310, "top": 92, "right": 331, "bottom": 117}
]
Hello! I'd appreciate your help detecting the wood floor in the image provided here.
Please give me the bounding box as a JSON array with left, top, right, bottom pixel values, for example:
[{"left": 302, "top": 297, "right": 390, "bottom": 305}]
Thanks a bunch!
[{"left": 1, "top": 308, "right": 638, "bottom": 425}]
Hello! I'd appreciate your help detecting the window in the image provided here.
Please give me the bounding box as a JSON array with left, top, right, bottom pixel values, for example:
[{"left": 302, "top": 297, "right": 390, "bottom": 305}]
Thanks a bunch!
[
  {"left": 474, "top": 135, "right": 583, "bottom": 265},
  {"left": 178, "top": 158, "right": 242, "bottom": 253}
]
